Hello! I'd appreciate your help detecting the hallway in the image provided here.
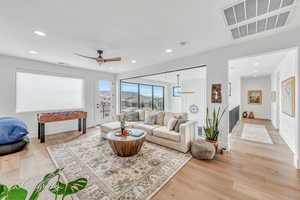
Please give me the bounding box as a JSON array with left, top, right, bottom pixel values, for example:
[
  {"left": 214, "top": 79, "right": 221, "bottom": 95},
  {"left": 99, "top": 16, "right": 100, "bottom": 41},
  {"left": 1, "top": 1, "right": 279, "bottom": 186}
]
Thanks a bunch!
[{"left": 230, "top": 119, "right": 294, "bottom": 166}]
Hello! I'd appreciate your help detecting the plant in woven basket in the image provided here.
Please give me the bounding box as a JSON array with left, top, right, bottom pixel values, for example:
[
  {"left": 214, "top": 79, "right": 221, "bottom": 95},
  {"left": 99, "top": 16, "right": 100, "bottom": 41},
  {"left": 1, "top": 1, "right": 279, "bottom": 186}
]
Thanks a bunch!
[
  {"left": 204, "top": 106, "right": 227, "bottom": 141},
  {"left": 0, "top": 168, "right": 88, "bottom": 200}
]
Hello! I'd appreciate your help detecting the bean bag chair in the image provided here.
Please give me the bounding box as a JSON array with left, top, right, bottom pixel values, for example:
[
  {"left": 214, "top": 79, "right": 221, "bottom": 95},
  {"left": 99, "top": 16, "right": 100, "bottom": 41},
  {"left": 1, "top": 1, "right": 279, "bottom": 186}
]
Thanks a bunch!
[
  {"left": 0, "top": 136, "right": 29, "bottom": 156},
  {"left": 0, "top": 117, "right": 29, "bottom": 155}
]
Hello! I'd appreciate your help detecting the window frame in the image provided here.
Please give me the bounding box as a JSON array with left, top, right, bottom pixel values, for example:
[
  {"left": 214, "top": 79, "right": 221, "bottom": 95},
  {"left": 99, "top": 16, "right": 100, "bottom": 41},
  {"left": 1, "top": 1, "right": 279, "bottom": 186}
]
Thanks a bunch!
[
  {"left": 173, "top": 86, "right": 181, "bottom": 97},
  {"left": 120, "top": 81, "right": 165, "bottom": 112}
]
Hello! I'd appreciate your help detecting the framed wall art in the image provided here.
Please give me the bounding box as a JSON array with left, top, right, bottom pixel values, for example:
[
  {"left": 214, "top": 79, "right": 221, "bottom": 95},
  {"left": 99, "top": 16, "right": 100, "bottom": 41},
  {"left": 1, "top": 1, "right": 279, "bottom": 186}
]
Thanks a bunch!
[
  {"left": 248, "top": 90, "right": 262, "bottom": 104},
  {"left": 211, "top": 84, "right": 222, "bottom": 103},
  {"left": 281, "top": 76, "right": 295, "bottom": 117}
]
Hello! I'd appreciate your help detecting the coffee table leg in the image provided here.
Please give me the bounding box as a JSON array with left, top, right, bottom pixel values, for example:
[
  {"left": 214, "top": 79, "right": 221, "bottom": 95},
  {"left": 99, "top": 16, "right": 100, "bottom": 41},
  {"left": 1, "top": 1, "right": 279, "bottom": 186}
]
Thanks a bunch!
[
  {"left": 78, "top": 118, "right": 82, "bottom": 131},
  {"left": 83, "top": 118, "right": 86, "bottom": 134},
  {"left": 40, "top": 123, "right": 45, "bottom": 143}
]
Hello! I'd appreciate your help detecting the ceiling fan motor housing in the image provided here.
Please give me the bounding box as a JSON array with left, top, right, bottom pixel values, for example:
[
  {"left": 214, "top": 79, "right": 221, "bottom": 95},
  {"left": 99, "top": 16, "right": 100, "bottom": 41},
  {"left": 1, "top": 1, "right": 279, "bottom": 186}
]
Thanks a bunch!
[{"left": 97, "top": 50, "right": 103, "bottom": 58}]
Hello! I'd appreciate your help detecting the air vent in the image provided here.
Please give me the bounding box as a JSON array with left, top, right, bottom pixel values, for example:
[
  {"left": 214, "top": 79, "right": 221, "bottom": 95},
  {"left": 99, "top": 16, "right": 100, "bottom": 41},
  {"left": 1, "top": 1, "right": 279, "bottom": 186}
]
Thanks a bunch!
[{"left": 223, "top": 0, "right": 296, "bottom": 39}]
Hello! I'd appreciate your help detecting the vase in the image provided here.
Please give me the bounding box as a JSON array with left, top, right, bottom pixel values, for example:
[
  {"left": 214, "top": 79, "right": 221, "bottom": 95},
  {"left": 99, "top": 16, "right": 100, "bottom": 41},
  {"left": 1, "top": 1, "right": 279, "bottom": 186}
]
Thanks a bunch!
[{"left": 206, "top": 139, "right": 219, "bottom": 152}]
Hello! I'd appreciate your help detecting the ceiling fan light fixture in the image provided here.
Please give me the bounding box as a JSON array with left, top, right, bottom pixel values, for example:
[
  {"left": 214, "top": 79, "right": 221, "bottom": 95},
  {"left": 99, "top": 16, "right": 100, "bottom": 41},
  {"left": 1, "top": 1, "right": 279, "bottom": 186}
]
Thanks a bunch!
[
  {"left": 34, "top": 30, "right": 46, "bottom": 37},
  {"left": 131, "top": 60, "right": 137, "bottom": 64},
  {"left": 29, "top": 50, "right": 38, "bottom": 54},
  {"left": 165, "top": 49, "right": 173, "bottom": 53}
]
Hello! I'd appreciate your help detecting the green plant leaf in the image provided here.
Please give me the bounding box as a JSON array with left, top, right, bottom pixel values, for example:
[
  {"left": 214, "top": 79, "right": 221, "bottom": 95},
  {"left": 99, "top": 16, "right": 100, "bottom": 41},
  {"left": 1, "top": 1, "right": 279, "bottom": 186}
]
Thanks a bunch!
[
  {"left": 63, "top": 178, "right": 88, "bottom": 197},
  {"left": 29, "top": 168, "right": 63, "bottom": 200},
  {"left": 7, "top": 185, "right": 27, "bottom": 200},
  {"left": 0, "top": 184, "right": 8, "bottom": 199},
  {"left": 49, "top": 181, "right": 66, "bottom": 195}
]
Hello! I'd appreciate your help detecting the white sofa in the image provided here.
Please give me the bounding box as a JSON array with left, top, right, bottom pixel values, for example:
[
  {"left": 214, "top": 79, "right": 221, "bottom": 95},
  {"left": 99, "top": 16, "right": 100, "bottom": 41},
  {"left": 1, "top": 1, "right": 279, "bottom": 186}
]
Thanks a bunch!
[{"left": 100, "top": 111, "right": 197, "bottom": 153}]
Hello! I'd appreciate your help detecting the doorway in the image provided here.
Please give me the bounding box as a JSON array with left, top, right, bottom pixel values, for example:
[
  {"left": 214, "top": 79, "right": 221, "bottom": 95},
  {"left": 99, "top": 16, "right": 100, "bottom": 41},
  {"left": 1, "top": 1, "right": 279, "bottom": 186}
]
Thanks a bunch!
[
  {"left": 95, "top": 80, "right": 114, "bottom": 124},
  {"left": 227, "top": 47, "right": 298, "bottom": 168}
]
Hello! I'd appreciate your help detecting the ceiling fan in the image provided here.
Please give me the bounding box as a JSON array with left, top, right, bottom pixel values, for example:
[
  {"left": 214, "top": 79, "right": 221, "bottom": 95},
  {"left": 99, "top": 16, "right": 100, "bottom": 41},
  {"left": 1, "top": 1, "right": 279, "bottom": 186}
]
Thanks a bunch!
[
  {"left": 176, "top": 74, "right": 195, "bottom": 94},
  {"left": 75, "top": 50, "right": 121, "bottom": 65}
]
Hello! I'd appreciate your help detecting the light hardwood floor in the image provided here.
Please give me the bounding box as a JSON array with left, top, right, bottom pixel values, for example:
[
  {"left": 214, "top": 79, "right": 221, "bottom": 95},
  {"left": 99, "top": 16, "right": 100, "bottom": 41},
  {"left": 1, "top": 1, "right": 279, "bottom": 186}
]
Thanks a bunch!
[{"left": 1, "top": 119, "right": 300, "bottom": 200}]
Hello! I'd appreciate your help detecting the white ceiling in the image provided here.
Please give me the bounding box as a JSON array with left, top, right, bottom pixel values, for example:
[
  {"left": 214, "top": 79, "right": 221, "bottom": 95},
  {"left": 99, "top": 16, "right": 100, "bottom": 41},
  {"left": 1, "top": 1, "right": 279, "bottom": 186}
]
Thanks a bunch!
[
  {"left": 229, "top": 49, "right": 292, "bottom": 78},
  {"left": 0, "top": 0, "right": 299, "bottom": 73},
  {"left": 142, "top": 67, "right": 206, "bottom": 83}
]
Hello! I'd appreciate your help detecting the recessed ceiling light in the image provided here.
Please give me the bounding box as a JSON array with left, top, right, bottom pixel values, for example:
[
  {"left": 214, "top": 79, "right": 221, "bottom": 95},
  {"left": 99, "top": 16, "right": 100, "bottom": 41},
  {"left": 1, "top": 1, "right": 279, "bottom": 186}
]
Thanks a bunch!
[
  {"left": 254, "top": 62, "right": 259, "bottom": 66},
  {"left": 29, "top": 50, "right": 38, "bottom": 54},
  {"left": 34, "top": 30, "right": 46, "bottom": 37},
  {"left": 131, "top": 60, "right": 137, "bottom": 64},
  {"left": 165, "top": 49, "right": 173, "bottom": 53}
]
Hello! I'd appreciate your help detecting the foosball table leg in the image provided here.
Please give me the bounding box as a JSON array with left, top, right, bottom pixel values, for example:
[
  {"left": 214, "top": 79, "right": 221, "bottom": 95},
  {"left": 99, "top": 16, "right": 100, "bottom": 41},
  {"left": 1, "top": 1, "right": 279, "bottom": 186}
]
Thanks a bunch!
[
  {"left": 83, "top": 118, "right": 86, "bottom": 134},
  {"left": 78, "top": 118, "right": 82, "bottom": 131},
  {"left": 40, "top": 123, "right": 45, "bottom": 143}
]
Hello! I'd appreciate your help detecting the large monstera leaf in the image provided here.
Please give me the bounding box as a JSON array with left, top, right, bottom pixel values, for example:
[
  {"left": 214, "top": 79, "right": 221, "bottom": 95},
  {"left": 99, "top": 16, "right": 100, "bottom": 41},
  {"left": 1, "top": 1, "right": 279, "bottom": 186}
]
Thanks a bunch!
[
  {"left": 29, "top": 168, "right": 63, "bottom": 200},
  {"left": 0, "top": 185, "right": 27, "bottom": 200},
  {"left": 0, "top": 184, "right": 8, "bottom": 199},
  {"left": 49, "top": 178, "right": 88, "bottom": 199}
]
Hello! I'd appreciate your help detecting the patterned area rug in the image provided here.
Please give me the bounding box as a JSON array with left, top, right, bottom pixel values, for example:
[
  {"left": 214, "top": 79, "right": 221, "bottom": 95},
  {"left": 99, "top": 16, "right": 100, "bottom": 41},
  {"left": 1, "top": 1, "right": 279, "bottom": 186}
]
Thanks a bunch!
[
  {"left": 241, "top": 123, "right": 273, "bottom": 144},
  {"left": 47, "top": 135, "right": 191, "bottom": 200}
]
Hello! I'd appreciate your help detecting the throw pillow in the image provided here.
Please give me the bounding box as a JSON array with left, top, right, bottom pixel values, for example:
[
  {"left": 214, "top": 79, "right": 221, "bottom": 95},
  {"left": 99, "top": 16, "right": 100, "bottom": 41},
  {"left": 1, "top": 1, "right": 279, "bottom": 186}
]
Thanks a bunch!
[
  {"left": 155, "top": 112, "right": 165, "bottom": 125},
  {"left": 127, "top": 112, "right": 139, "bottom": 122},
  {"left": 0, "top": 117, "right": 28, "bottom": 145},
  {"left": 144, "top": 114, "right": 156, "bottom": 125},
  {"left": 174, "top": 119, "right": 188, "bottom": 133},
  {"left": 167, "top": 118, "right": 178, "bottom": 131},
  {"left": 163, "top": 112, "right": 174, "bottom": 126},
  {"left": 136, "top": 110, "right": 145, "bottom": 121}
]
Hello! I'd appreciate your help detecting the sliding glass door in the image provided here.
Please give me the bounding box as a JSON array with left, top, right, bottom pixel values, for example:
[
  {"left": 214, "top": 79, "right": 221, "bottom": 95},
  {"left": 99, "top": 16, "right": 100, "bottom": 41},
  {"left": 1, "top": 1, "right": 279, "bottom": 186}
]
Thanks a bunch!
[{"left": 120, "top": 81, "right": 164, "bottom": 112}]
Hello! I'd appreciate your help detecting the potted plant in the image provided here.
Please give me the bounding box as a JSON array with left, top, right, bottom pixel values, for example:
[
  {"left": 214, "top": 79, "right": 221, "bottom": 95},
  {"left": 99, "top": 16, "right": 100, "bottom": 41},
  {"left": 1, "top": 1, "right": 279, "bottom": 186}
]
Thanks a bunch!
[
  {"left": 118, "top": 114, "right": 129, "bottom": 136},
  {"left": 204, "top": 106, "right": 227, "bottom": 150},
  {"left": 0, "top": 168, "right": 88, "bottom": 200}
]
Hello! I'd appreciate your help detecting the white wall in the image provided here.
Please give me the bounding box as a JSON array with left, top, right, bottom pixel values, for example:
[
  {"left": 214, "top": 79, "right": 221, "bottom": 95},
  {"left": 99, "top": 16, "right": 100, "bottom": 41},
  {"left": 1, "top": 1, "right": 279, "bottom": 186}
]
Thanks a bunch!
[
  {"left": 117, "top": 28, "right": 300, "bottom": 168},
  {"left": 0, "top": 55, "right": 116, "bottom": 138},
  {"left": 241, "top": 76, "right": 271, "bottom": 120},
  {"left": 271, "top": 49, "right": 299, "bottom": 161},
  {"left": 228, "top": 72, "right": 241, "bottom": 111},
  {"left": 180, "top": 78, "right": 206, "bottom": 127}
]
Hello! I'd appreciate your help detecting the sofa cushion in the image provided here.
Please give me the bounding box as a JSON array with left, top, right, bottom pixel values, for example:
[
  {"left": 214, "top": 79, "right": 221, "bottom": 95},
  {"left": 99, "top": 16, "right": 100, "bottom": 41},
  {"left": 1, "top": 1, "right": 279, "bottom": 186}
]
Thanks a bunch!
[
  {"left": 174, "top": 119, "right": 188, "bottom": 133},
  {"left": 136, "top": 110, "right": 145, "bottom": 121},
  {"left": 163, "top": 112, "right": 188, "bottom": 126},
  {"left": 155, "top": 112, "right": 165, "bottom": 126},
  {"left": 167, "top": 118, "right": 178, "bottom": 131},
  {"left": 153, "top": 127, "right": 181, "bottom": 142},
  {"left": 100, "top": 121, "right": 120, "bottom": 133},
  {"left": 127, "top": 112, "right": 139, "bottom": 122},
  {"left": 134, "top": 124, "right": 158, "bottom": 135},
  {"left": 144, "top": 114, "right": 156, "bottom": 125}
]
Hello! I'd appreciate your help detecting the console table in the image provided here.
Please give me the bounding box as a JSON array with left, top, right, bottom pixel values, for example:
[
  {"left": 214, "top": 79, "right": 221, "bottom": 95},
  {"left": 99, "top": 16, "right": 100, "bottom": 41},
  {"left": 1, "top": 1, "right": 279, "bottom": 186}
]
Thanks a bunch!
[{"left": 37, "top": 111, "right": 87, "bottom": 143}]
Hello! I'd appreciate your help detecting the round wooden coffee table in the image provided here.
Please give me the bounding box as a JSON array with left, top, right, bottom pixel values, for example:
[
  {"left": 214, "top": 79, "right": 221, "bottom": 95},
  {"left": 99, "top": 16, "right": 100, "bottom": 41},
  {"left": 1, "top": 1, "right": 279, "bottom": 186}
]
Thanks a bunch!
[{"left": 106, "top": 128, "right": 147, "bottom": 157}]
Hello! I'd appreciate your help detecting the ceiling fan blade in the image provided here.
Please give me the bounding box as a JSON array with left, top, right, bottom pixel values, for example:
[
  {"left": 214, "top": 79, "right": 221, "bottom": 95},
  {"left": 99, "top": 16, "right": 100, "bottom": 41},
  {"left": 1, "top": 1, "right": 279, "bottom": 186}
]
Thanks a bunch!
[
  {"left": 75, "top": 53, "right": 98, "bottom": 60},
  {"left": 103, "top": 57, "right": 122, "bottom": 62}
]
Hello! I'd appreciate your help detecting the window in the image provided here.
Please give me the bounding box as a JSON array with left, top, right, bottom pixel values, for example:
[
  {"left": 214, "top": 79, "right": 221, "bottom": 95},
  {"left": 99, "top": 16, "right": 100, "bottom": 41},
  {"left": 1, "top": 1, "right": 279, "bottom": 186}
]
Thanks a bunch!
[
  {"left": 121, "top": 82, "right": 139, "bottom": 112},
  {"left": 98, "top": 80, "right": 113, "bottom": 119},
  {"left": 153, "top": 86, "right": 164, "bottom": 111},
  {"left": 16, "top": 72, "right": 84, "bottom": 112},
  {"left": 120, "top": 81, "right": 164, "bottom": 112},
  {"left": 139, "top": 84, "right": 153, "bottom": 110},
  {"left": 173, "top": 86, "right": 181, "bottom": 97}
]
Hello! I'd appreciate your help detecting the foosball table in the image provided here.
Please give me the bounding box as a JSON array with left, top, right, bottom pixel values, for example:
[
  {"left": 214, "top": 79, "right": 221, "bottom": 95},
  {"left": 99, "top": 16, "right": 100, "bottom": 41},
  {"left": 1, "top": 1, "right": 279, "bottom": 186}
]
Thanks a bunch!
[{"left": 37, "top": 111, "right": 87, "bottom": 143}]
